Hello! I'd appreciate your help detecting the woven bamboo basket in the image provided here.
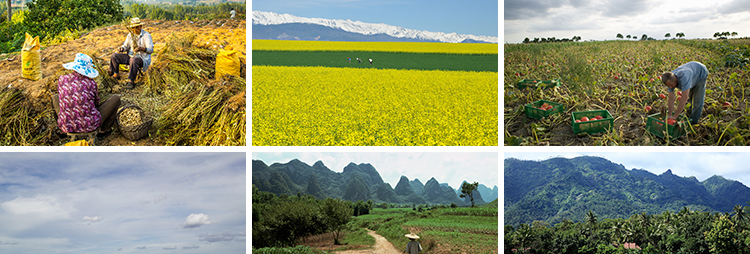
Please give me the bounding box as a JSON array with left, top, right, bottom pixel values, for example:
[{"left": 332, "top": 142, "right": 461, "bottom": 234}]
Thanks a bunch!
[{"left": 116, "top": 104, "right": 152, "bottom": 141}]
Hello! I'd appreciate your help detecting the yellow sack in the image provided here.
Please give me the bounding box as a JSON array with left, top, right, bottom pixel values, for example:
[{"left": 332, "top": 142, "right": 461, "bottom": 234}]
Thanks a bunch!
[
  {"left": 63, "top": 140, "right": 90, "bottom": 146},
  {"left": 21, "top": 33, "right": 42, "bottom": 81},
  {"left": 215, "top": 46, "right": 241, "bottom": 78}
]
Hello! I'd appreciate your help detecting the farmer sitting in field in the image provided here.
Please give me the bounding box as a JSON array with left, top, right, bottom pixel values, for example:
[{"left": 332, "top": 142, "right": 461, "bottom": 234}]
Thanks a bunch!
[
  {"left": 53, "top": 53, "right": 121, "bottom": 138},
  {"left": 404, "top": 234, "right": 422, "bottom": 254},
  {"left": 109, "top": 17, "right": 154, "bottom": 90},
  {"left": 661, "top": 61, "right": 709, "bottom": 125}
]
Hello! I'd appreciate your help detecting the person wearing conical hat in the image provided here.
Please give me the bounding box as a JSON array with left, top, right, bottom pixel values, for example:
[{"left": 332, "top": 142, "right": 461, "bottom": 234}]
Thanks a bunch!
[
  {"left": 53, "top": 53, "right": 121, "bottom": 138},
  {"left": 109, "top": 17, "right": 154, "bottom": 90},
  {"left": 404, "top": 234, "right": 422, "bottom": 254}
]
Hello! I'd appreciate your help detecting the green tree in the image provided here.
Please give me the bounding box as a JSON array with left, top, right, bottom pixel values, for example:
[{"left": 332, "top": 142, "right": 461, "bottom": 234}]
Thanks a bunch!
[
  {"left": 322, "top": 198, "right": 353, "bottom": 245},
  {"left": 641, "top": 34, "right": 648, "bottom": 40},
  {"left": 665, "top": 33, "right": 671, "bottom": 38},
  {"left": 616, "top": 33, "right": 624, "bottom": 39},
  {"left": 24, "top": 0, "right": 122, "bottom": 41},
  {"left": 459, "top": 181, "right": 479, "bottom": 207},
  {"left": 705, "top": 215, "right": 740, "bottom": 254}
]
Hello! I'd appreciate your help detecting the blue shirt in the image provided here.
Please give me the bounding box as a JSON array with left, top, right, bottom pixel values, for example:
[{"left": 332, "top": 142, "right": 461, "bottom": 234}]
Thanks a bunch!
[{"left": 669, "top": 61, "right": 708, "bottom": 92}]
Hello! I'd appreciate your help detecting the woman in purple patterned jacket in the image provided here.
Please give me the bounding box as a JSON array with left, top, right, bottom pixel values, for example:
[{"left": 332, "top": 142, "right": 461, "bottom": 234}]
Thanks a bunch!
[{"left": 53, "top": 53, "right": 120, "bottom": 138}]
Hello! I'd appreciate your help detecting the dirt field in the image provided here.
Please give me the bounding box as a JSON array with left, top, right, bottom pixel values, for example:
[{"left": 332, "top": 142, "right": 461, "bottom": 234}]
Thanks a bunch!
[{"left": 0, "top": 18, "right": 245, "bottom": 145}]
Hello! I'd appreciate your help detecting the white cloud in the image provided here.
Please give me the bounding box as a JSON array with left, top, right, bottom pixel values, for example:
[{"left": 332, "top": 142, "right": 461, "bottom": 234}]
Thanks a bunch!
[
  {"left": 182, "top": 245, "right": 200, "bottom": 250},
  {"left": 182, "top": 213, "right": 213, "bottom": 229},
  {"left": 136, "top": 246, "right": 146, "bottom": 249},
  {"left": 81, "top": 216, "right": 102, "bottom": 225},
  {"left": 0, "top": 241, "right": 19, "bottom": 245},
  {"left": 1, "top": 195, "right": 73, "bottom": 220},
  {"left": 163, "top": 246, "right": 177, "bottom": 250}
]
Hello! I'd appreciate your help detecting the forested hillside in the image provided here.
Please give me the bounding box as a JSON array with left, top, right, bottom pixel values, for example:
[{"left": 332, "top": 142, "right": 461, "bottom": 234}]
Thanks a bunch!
[
  {"left": 252, "top": 159, "right": 495, "bottom": 206},
  {"left": 505, "top": 156, "right": 750, "bottom": 226}
]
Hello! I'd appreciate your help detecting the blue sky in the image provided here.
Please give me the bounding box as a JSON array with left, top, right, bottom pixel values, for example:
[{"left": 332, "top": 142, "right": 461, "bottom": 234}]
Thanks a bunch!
[
  {"left": 505, "top": 0, "right": 750, "bottom": 43},
  {"left": 504, "top": 152, "right": 750, "bottom": 187},
  {"left": 253, "top": 0, "right": 499, "bottom": 37},
  {"left": 0, "top": 153, "right": 245, "bottom": 254},
  {"left": 252, "top": 152, "right": 498, "bottom": 190}
]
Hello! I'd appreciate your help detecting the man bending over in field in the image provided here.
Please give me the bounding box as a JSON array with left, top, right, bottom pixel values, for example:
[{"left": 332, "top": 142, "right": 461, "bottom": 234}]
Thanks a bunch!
[{"left": 661, "top": 61, "right": 708, "bottom": 125}]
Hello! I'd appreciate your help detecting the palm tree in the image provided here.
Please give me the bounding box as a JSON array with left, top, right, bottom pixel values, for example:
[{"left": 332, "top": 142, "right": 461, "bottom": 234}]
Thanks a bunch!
[
  {"left": 665, "top": 33, "right": 671, "bottom": 38},
  {"left": 714, "top": 32, "right": 722, "bottom": 38},
  {"left": 586, "top": 210, "right": 598, "bottom": 229},
  {"left": 676, "top": 32, "right": 685, "bottom": 39},
  {"left": 731, "top": 31, "right": 738, "bottom": 38},
  {"left": 617, "top": 33, "right": 624, "bottom": 39},
  {"left": 732, "top": 204, "right": 747, "bottom": 230}
]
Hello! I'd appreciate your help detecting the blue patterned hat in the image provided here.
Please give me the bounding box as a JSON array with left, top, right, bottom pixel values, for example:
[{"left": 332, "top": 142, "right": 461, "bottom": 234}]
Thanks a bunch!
[{"left": 62, "top": 53, "right": 99, "bottom": 79}]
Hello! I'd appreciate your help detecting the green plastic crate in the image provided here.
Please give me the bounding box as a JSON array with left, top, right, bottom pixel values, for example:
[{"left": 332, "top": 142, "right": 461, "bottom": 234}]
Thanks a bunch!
[
  {"left": 646, "top": 113, "right": 688, "bottom": 140},
  {"left": 571, "top": 110, "right": 614, "bottom": 134},
  {"left": 524, "top": 100, "right": 564, "bottom": 120},
  {"left": 517, "top": 79, "right": 562, "bottom": 90}
]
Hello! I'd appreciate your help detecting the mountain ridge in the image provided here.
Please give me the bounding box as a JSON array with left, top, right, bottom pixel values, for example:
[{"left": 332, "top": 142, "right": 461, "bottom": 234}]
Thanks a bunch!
[
  {"left": 252, "top": 10, "right": 498, "bottom": 43},
  {"left": 505, "top": 156, "right": 750, "bottom": 226},
  {"left": 252, "top": 159, "right": 496, "bottom": 205}
]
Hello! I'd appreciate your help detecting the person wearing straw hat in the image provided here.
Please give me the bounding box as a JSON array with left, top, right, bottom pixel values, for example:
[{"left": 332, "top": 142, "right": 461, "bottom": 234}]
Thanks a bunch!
[
  {"left": 53, "top": 53, "right": 121, "bottom": 138},
  {"left": 109, "top": 17, "right": 154, "bottom": 90},
  {"left": 404, "top": 233, "right": 422, "bottom": 254}
]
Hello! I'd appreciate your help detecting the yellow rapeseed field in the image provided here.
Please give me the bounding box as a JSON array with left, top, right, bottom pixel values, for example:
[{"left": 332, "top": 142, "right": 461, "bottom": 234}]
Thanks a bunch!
[
  {"left": 252, "top": 66, "right": 498, "bottom": 146},
  {"left": 252, "top": 39, "right": 498, "bottom": 54}
]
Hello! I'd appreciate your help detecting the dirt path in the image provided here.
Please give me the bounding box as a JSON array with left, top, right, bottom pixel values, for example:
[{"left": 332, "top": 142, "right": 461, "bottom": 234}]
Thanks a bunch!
[{"left": 335, "top": 229, "right": 401, "bottom": 254}]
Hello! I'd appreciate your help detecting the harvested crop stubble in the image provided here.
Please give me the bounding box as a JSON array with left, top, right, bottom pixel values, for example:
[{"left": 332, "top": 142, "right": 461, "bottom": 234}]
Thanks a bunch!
[
  {"left": 0, "top": 88, "right": 51, "bottom": 145},
  {"left": 145, "top": 32, "right": 217, "bottom": 96},
  {"left": 158, "top": 75, "right": 245, "bottom": 146}
]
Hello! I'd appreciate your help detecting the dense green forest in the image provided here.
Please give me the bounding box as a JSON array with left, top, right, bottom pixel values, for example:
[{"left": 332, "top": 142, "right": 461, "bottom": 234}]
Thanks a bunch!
[
  {"left": 0, "top": 0, "right": 245, "bottom": 53},
  {"left": 505, "top": 206, "right": 750, "bottom": 254},
  {"left": 505, "top": 156, "right": 750, "bottom": 226}
]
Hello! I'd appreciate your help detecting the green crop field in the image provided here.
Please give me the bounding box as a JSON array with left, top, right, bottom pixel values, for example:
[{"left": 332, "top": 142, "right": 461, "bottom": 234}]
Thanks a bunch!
[
  {"left": 505, "top": 39, "right": 750, "bottom": 146},
  {"left": 344, "top": 207, "right": 498, "bottom": 254},
  {"left": 252, "top": 50, "right": 498, "bottom": 72}
]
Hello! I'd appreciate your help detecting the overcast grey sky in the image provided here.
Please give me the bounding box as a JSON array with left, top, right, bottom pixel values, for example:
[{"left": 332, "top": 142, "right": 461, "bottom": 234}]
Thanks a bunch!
[
  {"left": 252, "top": 152, "right": 498, "bottom": 190},
  {"left": 504, "top": 0, "right": 750, "bottom": 43},
  {"left": 0, "top": 153, "right": 245, "bottom": 254},
  {"left": 504, "top": 152, "right": 750, "bottom": 187}
]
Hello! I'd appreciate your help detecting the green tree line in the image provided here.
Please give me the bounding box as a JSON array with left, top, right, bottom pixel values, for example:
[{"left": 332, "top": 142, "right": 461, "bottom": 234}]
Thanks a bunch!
[
  {"left": 252, "top": 185, "right": 372, "bottom": 248},
  {"left": 505, "top": 205, "right": 750, "bottom": 254},
  {"left": 122, "top": 1, "right": 244, "bottom": 21}
]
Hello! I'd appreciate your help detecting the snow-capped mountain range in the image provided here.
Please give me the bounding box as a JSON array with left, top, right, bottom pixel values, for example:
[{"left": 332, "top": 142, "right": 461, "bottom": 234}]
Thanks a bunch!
[{"left": 252, "top": 11, "right": 498, "bottom": 43}]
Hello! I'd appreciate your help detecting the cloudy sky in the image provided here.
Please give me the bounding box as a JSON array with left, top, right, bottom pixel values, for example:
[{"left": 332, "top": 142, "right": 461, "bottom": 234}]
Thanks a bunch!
[
  {"left": 0, "top": 153, "right": 245, "bottom": 254},
  {"left": 252, "top": 152, "right": 498, "bottom": 190},
  {"left": 253, "top": 0, "right": 499, "bottom": 37},
  {"left": 504, "top": 152, "right": 750, "bottom": 187},
  {"left": 504, "top": 0, "right": 750, "bottom": 43}
]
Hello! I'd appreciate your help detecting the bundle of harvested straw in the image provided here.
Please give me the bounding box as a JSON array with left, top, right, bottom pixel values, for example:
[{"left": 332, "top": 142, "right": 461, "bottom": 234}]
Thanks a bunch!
[
  {"left": 144, "top": 32, "right": 217, "bottom": 96},
  {"left": 0, "top": 88, "right": 51, "bottom": 145},
  {"left": 158, "top": 75, "right": 245, "bottom": 146}
]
